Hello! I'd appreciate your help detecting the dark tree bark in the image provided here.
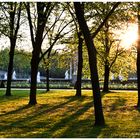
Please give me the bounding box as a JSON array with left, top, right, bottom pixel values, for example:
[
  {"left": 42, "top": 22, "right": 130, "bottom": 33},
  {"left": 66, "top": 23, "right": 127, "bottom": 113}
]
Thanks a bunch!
[
  {"left": 103, "top": 61, "right": 110, "bottom": 92},
  {"left": 46, "top": 68, "right": 50, "bottom": 92},
  {"left": 6, "top": 3, "right": 21, "bottom": 96},
  {"left": 6, "top": 40, "right": 16, "bottom": 96},
  {"left": 74, "top": 2, "right": 105, "bottom": 126},
  {"left": 137, "top": 4, "right": 140, "bottom": 107},
  {"left": 46, "top": 51, "right": 51, "bottom": 92},
  {"left": 75, "top": 32, "right": 83, "bottom": 96},
  {"left": 29, "top": 47, "right": 40, "bottom": 105},
  {"left": 103, "top": 22, "right": 110, "bottom": 92}
]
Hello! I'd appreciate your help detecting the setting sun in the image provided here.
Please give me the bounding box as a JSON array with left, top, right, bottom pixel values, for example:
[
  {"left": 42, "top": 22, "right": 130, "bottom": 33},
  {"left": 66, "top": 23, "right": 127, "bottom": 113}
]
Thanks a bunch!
[{"left": 119, "top": 24, "right": 138, "bottom": 49}]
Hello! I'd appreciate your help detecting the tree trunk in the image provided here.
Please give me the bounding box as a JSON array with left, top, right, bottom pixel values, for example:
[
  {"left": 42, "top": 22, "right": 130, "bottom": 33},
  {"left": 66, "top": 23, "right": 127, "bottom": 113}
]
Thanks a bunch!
[
  {"left": 103, "top": 61, "right": 110, "bottom": 92},
  {"left": 46, "top": 68, "right": 50, "bottom": 92},
  {"left": 46, "top": 50, "right": 51, "bottom": 92},
  {"left": 74, "top": 2, "right": 105, "bottom": 126},
  {"left": 5, "top": 39, "right": 15, "bottom": 96},
  {"left": 103, "top": 21, "right": 110, "bottom": 93},
  {"left": 27, "top": 3, "right": 52, "bottom": 105},
  {"left": 75, "top": 32, "right": 83, "bottom": 96},
  {"left": 29, "top": 49, "right": 39, "bottom": 105},
  {"left": 5, "top": 3, "right": 21, "bottom": 96},
  {"left": 137, "top": 3, "right": 140, "bottom": 107}
]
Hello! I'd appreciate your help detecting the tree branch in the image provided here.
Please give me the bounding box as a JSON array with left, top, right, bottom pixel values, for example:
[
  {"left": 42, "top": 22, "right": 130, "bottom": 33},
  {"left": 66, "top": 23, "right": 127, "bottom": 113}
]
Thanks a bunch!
[
  {"left": 92, "top": 2, "right": 121, "bottom": 39},
  {"left": 14, "top": 2, "right": 22, "bottom": 38},
  {"left": 25, "top": 2, "right": 35, "bottom": 47}
]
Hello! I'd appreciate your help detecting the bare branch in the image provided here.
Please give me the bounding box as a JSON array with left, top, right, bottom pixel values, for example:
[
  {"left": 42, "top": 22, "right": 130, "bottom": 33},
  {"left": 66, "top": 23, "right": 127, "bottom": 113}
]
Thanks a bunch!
[
  {"left": 43, "top": 8, "right": 66, "bottom": 40},
  {"left": 25, "top": 2, "right": 35, "bottom": 47}
]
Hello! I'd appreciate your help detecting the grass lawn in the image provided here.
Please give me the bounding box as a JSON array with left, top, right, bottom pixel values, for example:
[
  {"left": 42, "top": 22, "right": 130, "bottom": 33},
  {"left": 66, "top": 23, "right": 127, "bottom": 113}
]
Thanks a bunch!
[{"left": 0, "top": 89, "right": 140, "bottom": 138}]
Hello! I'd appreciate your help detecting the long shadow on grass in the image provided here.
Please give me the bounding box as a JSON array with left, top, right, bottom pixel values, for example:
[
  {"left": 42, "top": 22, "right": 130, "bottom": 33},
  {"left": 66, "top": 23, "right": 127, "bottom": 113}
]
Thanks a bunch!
[
  {"left": 109, "top": 96, "right": 127, "bottom": 112},
  {"left": 1, "top": 91, "right": 107, "bottom": 138},
  {"left": 0, "top": 96, "right": 91, "bottom": 138},
  {"left": 0, "top": 96, "right": 86, "bottom": 117},
  {"left": 26, "top": 97, "right": 104, "bottom": 138},
  {"left": 58, "top": 101, "right": 103, "bottom": 138},
  {"left": 0, "top": 105, "right": 32, "bottom": 117}
]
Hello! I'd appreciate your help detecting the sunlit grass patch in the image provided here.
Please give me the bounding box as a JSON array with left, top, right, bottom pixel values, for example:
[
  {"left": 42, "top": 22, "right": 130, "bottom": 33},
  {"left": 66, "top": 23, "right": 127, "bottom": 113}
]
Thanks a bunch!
[{"left": 0, "top": 89, "right": 140, "bottom": 138}]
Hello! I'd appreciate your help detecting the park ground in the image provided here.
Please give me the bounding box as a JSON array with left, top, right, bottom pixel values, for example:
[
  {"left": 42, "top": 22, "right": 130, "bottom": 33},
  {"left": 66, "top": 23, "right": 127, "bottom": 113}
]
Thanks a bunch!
[{"left": 0, "top": 89, "right": 140, "bottom": 138}]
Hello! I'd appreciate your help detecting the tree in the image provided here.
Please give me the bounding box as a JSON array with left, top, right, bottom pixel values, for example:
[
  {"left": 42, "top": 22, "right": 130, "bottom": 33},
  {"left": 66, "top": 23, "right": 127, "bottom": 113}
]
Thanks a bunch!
[
  {"left": 75, "top": 32, "right": 83, "bottom": 96},
  {"left": 95, "top": 24, "right": 127, "bottom": 92},
  {"left": 92, "top": 3, "right": 132, "bottom": 92},
  {"left": 74, "top": 2, "right": 120, "bottom": 126},
  {"left": 26, "top": 2, "right": 72, "bottom": 104},
  {"left": 67, "top": 2, "right": 121, "bottom": 96},
  {"left": 0, "top": 3, "right": 22, "bottom": 96},
  {"left": 74, "top": 2, "right": 105, "bottom": 126},
  {"left": 67, "top": 3, "right": 84, "bottom": 96},
  {"left": 25, "top": 2, "right": 55, "bottom": 105},
  {"left": 39, "top": 3, "right": 73, "bottom": 92}
]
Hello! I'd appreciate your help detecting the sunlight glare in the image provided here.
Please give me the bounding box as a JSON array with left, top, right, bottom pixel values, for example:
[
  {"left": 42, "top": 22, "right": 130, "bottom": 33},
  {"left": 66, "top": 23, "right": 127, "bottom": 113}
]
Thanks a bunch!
[{"left": 119, "top": 24, "right": 138, "bottom": 49}]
